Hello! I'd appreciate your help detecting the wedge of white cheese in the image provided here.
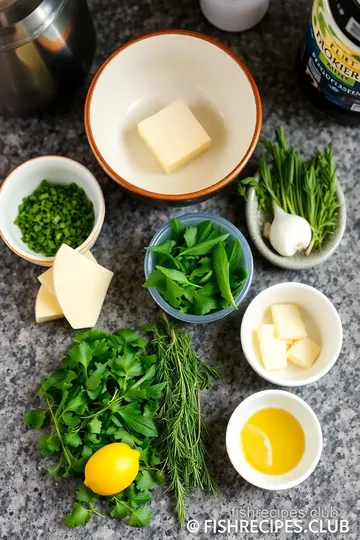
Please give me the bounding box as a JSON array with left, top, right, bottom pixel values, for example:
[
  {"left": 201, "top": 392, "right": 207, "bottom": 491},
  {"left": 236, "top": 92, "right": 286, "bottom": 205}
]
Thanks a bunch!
[
  {"left": 271, "top": 304, "right": 307, "bottom": 341},
  {"left": 287, "top": 337, "right": 321, "bottom": 368},
  {"left": 53, "top": 245, "right": 113, "bottom": 329},
  {"left": 38, "top": 251, "right": 97, "bottom": 296},
  {"left": 36, "top": 285, "right": 64, "bottom": 323},
  {"left": 138, "top": 99, "right": 211, "bottom": 174},
  {"left": 257, "top": 324, "right": 287, "bottom": 371}
]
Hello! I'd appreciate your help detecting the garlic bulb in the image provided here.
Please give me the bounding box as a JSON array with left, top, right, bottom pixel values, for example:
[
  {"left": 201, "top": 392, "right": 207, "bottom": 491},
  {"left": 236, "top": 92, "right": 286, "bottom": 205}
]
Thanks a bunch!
[{"left": 269, "top": 202, "right": 312, "bottom": 257}]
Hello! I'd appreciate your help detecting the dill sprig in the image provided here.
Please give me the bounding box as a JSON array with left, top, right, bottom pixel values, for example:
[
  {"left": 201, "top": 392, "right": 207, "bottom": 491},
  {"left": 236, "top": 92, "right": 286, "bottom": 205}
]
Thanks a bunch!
[{"left": 144, "top": 314, "right": 221, "bottom": 527}]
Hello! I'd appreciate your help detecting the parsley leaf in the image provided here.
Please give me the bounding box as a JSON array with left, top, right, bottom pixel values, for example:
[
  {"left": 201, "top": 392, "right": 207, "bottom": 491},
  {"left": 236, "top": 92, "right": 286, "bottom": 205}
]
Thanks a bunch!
[
  {"left": 193, "top": 295, "right": 219, "bottom": 316},
  {"left": 119, "top": 402, "right": 157, "bottom": 437},
  {"left": 76, "top": 484, "right": 98, "bottom": 505},
  {"left": 113, "top": 429, "right": 136, "bottom": 445},
  {"left": 69, "top": 342, "right": 93, "bottom": 371},
  {"left": 162, "top": 277, "right": 183, "bottom": 308},
  {"left": 26, "top": 327, "right": 162, "bottom": 529},
  {"left": 62, "top": 412, "right": 81, "bottom": 428},
  {"left": 117, "top": 329, "right": 146, "bottom": 349},
  {"left": 136, "top": 470, "right": 156, "bottom": 491},
  {"left": 86, "top": 363, "right": 106, "bottom": 390},
  {"left": 38, "top": 435, "right": 57, "bottom": 456},
  {"left": 64, "top": 503, "right": 91, "bottom": 527},
  {"left": 110, "top": 500, "right": 129, "bottom": 519},
  {"left": 109, "top": 353, "right": 143, "bottom": 378},
  {"left": 129, "top": 507, "right": 152, "bottom": 527},
  {"left": 66, "top": 392, "right": 87, "bottom": 415},
  {"left": 64, "top": 432, "right": 82, "bottom": 448},
  {"left": 88, "top": 418, "right": 102, "bottom": 434},
  {"left": 24, "top": 409, "right": 46, "bottom": 429}
]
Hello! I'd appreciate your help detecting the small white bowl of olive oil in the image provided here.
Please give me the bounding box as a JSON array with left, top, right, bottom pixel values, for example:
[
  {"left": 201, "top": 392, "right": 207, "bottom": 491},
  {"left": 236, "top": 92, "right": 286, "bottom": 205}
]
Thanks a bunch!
[{"left": 226, "top": 390, "right": 323, "bottom": 490}]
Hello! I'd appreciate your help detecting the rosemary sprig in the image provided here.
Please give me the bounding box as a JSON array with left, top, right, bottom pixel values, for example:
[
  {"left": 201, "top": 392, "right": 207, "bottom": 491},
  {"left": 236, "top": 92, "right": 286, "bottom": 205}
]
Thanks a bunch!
[
  {"left": 144, "top": 314, "right": 221, "bottom": 527},
  {"left": 237, "top": 127, "right": 341, "bottom": 255}
]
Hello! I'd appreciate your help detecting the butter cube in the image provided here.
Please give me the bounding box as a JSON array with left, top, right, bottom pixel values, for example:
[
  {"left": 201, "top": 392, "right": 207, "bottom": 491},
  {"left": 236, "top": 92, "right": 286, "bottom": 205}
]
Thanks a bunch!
[
  {"left": 257, "top": 324, "right": 287, "bottom": 371},
  {"left": 138, "top": 99, "right": 211, "bottom": 174},
  {"left": 287, "top": 338, "right": 321, "bottom": 368},
  {"left": 271, "top": 304, "right": 307, "bottom": 340}
]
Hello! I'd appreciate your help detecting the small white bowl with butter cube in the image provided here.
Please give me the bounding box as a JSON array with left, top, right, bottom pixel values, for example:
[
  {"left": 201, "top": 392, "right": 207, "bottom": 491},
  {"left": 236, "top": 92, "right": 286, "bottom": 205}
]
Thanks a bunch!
[{"left": 240, "top": 283, "right": 342, "bottom": 386}]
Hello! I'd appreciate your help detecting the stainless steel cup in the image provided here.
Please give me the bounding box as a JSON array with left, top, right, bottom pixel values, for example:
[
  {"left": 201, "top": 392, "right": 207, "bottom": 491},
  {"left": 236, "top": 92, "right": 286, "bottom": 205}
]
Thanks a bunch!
[{"left": 0, "top": 0, "right": 96, "bottom": 116}]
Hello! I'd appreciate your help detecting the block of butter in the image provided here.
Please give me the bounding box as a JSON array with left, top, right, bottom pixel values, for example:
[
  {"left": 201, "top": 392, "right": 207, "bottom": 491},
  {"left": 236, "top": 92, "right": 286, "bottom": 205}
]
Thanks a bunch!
[
  {"left": 287, "top": 337, "right": 321, "bottom": 368},
  {"left": 257, "top": 324, "right": 287, "bottom": 371},
  {"left": 138, "top": 99, "right": 211, "bottom": 174}
]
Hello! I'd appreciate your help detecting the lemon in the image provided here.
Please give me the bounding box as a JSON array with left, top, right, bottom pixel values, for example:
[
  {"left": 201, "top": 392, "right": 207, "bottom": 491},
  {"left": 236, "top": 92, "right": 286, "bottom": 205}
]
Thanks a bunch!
[{"left": 84, "top": 442, "right": 140, "bottom": 496}]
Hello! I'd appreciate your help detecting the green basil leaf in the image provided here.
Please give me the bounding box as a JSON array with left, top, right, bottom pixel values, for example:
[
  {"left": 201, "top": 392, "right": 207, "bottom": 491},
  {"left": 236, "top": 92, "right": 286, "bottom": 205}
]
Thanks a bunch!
[
  {"left": 196, "top": 220, "right": 213, "bottom": 243},
  {"left": 142, "top": 269, "right": 165, "bottom": 289},
  {"left": 170, "top": 218, "right": 185, "bottom": 242},
  {"left": 199, "top": 270, "right": 213, "bottom": 284},
  {"left": 226, "top": 239, "right": 242, "bottom": 275},
  {"left": 155, "top": 266, "right": 189, "bottom": 285},
  {"left": 178, "top": 233, "right": 229, "bottom": 257},
  {"left": 213, "top": 242, "right": 237, "bottom": 309},
  {"left": 145, "top": 240, "right": 176, "bottom": 255},
  {"left": 196, "top": 281, "right": 220, "bottom": 297}
]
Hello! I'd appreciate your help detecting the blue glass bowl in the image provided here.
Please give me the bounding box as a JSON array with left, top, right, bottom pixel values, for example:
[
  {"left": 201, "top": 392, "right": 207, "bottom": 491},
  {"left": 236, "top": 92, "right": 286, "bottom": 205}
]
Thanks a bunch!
[{"left": 144, "top": 213, "right": 254, "bottom": 323}]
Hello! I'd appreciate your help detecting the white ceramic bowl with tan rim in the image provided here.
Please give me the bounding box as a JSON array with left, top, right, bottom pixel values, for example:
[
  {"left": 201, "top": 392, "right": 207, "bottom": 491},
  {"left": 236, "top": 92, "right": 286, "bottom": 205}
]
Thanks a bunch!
[
  {"left": 85, "top": 30, "right": 262, "bottom": 205},
  {"left": 226, "top": 390, "right": 323, "bottom": 490},
  {"left": 240, "top": 283, "right": 343, "bottom": 387},
  {"left": 0, "top": 156, "right": 105, "bottom": 266}
]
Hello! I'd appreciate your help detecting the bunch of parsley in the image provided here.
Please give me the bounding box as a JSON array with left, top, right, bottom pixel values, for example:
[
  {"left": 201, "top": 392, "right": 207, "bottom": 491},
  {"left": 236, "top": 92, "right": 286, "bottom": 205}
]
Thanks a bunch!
[
  {"left": 24, "top": 328, "right": 165, "bottom": 528},
  {"left": 143, "top": 219, "right": 248, "bottom": 315}
]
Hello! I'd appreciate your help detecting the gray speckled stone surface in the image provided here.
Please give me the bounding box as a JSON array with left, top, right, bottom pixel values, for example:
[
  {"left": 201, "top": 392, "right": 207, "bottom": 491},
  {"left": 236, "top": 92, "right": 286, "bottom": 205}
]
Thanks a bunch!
[{"left": 1, "top": 0, "right": 359, "bottom": 539}]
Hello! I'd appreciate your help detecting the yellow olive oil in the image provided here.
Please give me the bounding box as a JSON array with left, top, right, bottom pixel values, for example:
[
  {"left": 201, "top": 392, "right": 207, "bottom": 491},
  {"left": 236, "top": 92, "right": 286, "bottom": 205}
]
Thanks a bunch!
[{"left": 241, "top": 408, "right": 305, "bottom": 475}]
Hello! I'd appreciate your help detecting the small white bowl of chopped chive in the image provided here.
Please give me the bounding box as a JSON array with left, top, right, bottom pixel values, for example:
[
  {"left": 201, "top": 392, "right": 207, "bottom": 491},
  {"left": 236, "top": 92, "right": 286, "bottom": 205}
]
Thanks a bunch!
[
  {"left": 238, "top": 128, "right": 346, "bottom": 270},
  {"left": 143, "top": 213, "right": 253, "bottom": 323},
  {"left": 0, "top": 156, "right": 105, "bottom": 266}
]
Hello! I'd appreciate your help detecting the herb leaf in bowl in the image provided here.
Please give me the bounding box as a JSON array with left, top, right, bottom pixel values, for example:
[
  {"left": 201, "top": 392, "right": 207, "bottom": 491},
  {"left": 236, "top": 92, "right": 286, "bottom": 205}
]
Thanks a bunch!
[{"left": 143, "top": 220, "right": 247, "bottom": 315}]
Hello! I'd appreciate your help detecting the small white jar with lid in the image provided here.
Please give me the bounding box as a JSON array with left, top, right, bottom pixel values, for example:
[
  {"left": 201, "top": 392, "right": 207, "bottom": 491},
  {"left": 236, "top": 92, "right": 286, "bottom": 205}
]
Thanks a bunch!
[{"left": 200, "top": 0, "right": 269, "bottom": 33}]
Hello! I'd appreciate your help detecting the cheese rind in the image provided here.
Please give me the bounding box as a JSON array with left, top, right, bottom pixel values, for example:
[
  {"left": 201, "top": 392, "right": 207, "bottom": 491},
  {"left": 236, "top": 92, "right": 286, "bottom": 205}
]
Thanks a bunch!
[
  {"left": 138, "top": 99, "right": 211, "bottom": 174},
  {"left": 257, "top": 324, "right": 287, "bottom": 371},
  {"left": 271, "top": 304, "right": 307, "bottom": 340},
  {"left": 38, "top": 251, "right": 97, "bottom": 296},
  {"left": 53, "top": 245, "right": 113, "bottom": 329},
  {"left": 35, "top": 285, "right": 64, "bottom": 323},
  {"left": 287, "top": 338, "right": 321, "bottom": 368}
]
